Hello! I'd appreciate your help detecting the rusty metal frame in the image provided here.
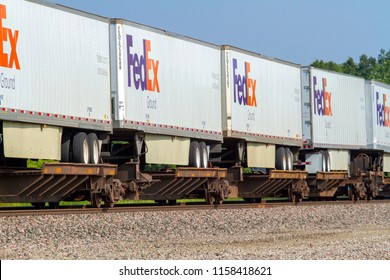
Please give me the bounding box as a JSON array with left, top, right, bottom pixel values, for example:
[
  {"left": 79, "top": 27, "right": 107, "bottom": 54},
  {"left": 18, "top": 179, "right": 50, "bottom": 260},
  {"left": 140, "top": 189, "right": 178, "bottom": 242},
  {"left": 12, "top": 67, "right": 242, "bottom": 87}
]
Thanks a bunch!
[
  {"left": 307, "top": 171, "right": 348, "bottom": 198},
  {"left": 0, "top": 163, "right": 117, "bottom": 203},
  {"left": 238, "top": 170, "right": 308, "bottom": 199},
  {"left": 139, "top": 167, "right": 228, "bottom": 200}
]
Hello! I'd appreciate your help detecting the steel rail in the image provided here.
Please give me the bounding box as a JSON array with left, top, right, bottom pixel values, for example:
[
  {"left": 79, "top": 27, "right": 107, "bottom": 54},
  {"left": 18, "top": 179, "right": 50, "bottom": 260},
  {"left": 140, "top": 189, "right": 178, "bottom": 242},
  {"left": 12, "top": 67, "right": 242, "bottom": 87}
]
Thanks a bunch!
[{"left": 1, "top": 199, "right": 389, "bottom": 217}]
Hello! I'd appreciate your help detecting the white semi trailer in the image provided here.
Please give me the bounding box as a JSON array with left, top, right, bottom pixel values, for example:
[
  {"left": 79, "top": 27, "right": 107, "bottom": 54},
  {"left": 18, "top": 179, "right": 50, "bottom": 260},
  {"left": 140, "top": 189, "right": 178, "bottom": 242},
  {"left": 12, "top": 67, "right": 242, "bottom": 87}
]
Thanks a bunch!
[
  {"left": 220, "top": 46, "right": 307, "bottom": 202},
  {"left": 109, "top": 19, "right": 223, "bottom": 168},
  {"left": 0, "top": 0, "right": 112, "bottom": 166},
  {"left": 301, "top": 67, "right": 383, "bottom": 199}
]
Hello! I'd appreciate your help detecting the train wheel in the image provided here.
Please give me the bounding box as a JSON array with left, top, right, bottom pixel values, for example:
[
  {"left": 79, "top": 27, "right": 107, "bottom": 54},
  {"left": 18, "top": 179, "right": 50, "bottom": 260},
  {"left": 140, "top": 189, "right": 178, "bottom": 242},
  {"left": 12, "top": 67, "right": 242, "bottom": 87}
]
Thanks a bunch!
[
  {"left": 205, "top": 192, "right": 214, "bottom": 205},
  {"left": 189, "top": 141, "right": 201, "bottom": 168},
  {"left": 199, "top": 141, "right": 208, "bottom": 168},
  {"left": 103, "top": 197, "right": 115, "bottom": 208},
  {"left": 73, "top": 132, "right": 89, "bottom": 164},
  {"left": 91, "top": 193, "right": 102, "bottom": 208},
  {"left": 87, "top": 133, "right": 100, "bottom": 164}
]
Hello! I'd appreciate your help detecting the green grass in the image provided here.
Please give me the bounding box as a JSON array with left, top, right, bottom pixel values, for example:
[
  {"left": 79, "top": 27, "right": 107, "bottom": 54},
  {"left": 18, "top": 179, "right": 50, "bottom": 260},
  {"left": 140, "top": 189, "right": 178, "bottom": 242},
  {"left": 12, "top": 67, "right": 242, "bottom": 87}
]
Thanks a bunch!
[
  {"left": 0, "top": 202, "right": 32, "bottom": 207},
  {"left": 27, "top": 159, "right": 58, "bottom": 168},
  {"left": 0, "top": 198, "right": 249, "bottom": 208}
]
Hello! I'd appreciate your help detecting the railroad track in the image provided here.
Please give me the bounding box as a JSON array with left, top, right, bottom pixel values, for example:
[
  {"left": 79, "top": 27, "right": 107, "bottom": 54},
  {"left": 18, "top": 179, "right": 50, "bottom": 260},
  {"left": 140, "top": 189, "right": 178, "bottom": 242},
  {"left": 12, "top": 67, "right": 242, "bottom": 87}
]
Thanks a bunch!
[{"left": 1, "top": 199, "right": 390, "bottom": 217}]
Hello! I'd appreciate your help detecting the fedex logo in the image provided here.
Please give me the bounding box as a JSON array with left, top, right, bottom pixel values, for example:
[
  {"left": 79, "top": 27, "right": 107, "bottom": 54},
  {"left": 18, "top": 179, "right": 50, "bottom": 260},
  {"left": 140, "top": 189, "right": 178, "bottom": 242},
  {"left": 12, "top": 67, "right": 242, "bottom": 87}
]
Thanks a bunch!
[
  {"left": 376, "top": 92, "right": 390, "bottom": 127},
  {"left": 233, "top": 58, "right": 257, "bottom": 107},
  {"left": 127, "top": 34, "right": 159, "bottom": 92},
  {"left": 313, "top": 76, "right": 332, "bottom": 116},
  {"left": 0, "top": 4, "right": 19, "bottom": 70}
]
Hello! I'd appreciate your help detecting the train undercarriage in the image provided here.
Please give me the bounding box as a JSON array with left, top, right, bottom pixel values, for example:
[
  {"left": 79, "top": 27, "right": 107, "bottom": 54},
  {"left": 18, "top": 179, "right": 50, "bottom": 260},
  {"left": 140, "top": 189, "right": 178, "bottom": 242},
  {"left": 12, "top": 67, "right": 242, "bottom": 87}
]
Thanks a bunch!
[
  {"left": 0, "top": 151, "right": 389, "bottom": 207},
  {"left": 0, "top": 162, "right": 355, "bottom": 208}
]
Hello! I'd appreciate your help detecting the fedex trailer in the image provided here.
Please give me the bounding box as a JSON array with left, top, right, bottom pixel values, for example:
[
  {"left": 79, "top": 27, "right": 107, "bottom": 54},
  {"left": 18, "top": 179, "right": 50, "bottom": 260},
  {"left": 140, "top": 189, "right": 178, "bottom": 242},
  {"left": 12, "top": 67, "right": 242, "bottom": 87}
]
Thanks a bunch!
[
  {"left": 301, "top": 67, "right": 383, "bottom": 199},
  {"left": 0, "top": 0, "right": 111, "bottom": 166},
  {"left": 109, "top": 19, "right": 222, "bottom": 168},
  {"left": 221, "top": 46, "right": 302, "bottom": 170}
]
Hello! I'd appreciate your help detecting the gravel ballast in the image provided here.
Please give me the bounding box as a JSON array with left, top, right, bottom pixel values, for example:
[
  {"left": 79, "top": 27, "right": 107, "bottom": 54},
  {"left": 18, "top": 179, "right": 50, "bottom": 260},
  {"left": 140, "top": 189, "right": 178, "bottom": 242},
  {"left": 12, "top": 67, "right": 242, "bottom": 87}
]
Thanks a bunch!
[{"left": 0, "top": 203, "right": 389, "bottom": 259}]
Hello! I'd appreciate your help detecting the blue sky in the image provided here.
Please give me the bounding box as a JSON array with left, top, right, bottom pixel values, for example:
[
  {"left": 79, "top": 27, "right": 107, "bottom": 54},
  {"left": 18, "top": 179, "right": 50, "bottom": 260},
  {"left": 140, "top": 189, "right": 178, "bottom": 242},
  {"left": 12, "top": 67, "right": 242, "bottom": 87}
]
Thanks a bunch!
[{"left": 53, "top": 0, "right": 389, "bottom": 65}]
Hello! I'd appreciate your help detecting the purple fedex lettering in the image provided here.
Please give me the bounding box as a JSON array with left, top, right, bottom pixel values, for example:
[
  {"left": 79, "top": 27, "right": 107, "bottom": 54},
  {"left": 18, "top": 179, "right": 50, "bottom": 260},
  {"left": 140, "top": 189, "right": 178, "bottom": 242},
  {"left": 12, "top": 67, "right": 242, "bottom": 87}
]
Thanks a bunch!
[
  {"left": 376, "top": 91, "right": 390, "bottom": 127},
  {"left": 233, "top": 58, "right": 257, "bottom": 107},
  {"left": 377, "top": 91, "right": 384, "bottom": 126},
  {"left": 127, "top": 35, "right": 160, "bottom": 92},
  {"left": 313, "top": 76, "right": 332, "bottom": 116},
  {"left": 313, "top": 76, "right": 324, "bottom": 115},
  {"left": 233, "top": 58, "right": 246, "bottom": 105}
]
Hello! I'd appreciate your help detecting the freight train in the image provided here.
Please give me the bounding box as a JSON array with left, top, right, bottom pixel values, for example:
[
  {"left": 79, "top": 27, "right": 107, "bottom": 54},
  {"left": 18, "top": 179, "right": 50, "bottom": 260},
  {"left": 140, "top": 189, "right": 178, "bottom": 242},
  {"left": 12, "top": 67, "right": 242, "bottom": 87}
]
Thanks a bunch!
[{"left": 0, "top": 0, "right": 389, "bottom": 208}]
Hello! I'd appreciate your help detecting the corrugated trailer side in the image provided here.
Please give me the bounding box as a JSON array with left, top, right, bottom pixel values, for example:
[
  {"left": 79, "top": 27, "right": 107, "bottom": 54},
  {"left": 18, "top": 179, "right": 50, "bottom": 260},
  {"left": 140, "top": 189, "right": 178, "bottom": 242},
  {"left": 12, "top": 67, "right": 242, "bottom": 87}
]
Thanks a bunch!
[
  {"left": 0, "top": 0, "right": 111, "bottom": 130},
  {"left": 301, "top": 67, "right": 367, "bottom": 173},
  {"left": 222, "top": 46, "right": 302, "bottom": 146},
  {"left": 221, "top": 46, "right": 302, "bottom": 169},
  {"left": 365, "top": 80, "right": 390, "bottom": 172},
  {"left": 302, "top": 67, "right": 366, "bottom": 150},
  {"left": 110, "top": 19, "right": 222, "bottom": 166},
  {"left": 0, "top": 0, "right": 111, "bottom": 163}
]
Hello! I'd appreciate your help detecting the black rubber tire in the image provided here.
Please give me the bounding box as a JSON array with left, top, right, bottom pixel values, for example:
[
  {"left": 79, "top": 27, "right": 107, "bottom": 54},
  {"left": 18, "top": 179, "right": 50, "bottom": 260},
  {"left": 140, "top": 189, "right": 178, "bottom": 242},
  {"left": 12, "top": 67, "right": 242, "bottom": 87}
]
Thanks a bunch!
[
  {"left": 61, "top": 133, "right": 72, "bottom": 162},
  {"left": 72, "top": 132, "right": 89, "bottom": 164},
  {"left": 199, "top": 141, "right": 208, "bottom": 168},
  {"left": 189, "top": 141, "right": 201, "bottom": 168},
  {"left": 87, "top": 133, "right": 99, "bottom": 164}
]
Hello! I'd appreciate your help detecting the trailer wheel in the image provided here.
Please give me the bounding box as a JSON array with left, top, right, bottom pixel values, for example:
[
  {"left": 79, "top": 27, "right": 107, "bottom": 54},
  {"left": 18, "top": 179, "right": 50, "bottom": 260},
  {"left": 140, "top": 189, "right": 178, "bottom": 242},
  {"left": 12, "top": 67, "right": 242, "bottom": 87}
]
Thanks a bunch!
[
  {"left": 325, "top": 151, "right": 331, "bottom": 172},
  {"left": 285, "top": 148, "right": 293, "bottom": 170},
  {"left": 61, "top": 133, "right": 72, "bottom": 162},
  {"left": 199, "top": 141, "right": 208, "bottom": 168},
  {"left": 189, "top": 141, "right": 201, "bottom": 168},
  {"left": 73, "top": 132, "right": 89, "bottom": 164},
  {"left": 320, "top": 151, "right": 331, "bottom": 172},
  {"left": 275, "top": 147, "right": 287, "bottom": 170},
  {"left": 87, "top": 133, "right": 100, "bottom": 164}
]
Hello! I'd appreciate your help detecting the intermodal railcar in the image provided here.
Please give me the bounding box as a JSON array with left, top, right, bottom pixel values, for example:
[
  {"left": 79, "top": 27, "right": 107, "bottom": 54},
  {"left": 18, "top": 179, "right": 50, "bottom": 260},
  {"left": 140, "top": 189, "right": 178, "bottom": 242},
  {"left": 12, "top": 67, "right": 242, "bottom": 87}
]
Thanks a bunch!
[{"left": 0, "top": 0, "right": 389, "bottom": 207}]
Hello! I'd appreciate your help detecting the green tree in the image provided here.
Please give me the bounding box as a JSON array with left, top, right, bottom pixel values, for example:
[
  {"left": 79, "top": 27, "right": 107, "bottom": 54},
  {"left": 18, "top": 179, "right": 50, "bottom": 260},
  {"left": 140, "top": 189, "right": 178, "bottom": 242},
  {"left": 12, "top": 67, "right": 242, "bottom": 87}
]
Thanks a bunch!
[
  {"left": 342, "top": 57, "right": 357, "bottom": 76},
  {"left": 376, "top": 49, "right": 390, "bottom": 84},
  {"left": 311, "top": 49, "right": 390, "bottom": 84},
  {"left": 311, "top": 59, "right": 343, "bottom": 72},
  {"left": 357, "top": 54, "right": 377, "bottom": 80}
]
